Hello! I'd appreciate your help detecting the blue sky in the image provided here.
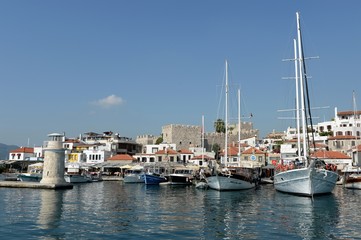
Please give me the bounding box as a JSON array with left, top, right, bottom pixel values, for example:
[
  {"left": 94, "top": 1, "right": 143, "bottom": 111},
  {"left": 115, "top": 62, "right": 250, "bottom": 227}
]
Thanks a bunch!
[{"left": 0, "top": 1, "right": 360, "bottom": 147}]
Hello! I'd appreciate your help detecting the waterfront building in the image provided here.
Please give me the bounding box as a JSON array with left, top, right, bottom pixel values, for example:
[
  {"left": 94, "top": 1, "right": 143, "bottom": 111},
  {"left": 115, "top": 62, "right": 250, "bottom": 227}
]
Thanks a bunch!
[
  {"left": 327, "top": 135, "right": 360, "bottom": 155},
  {"left": 349, "top": 144, "right": 361, "bottom": 166},
  {"left": 9, "top": 147, "right": 35, "bottom": 161},
  {"left": 178, "top": 149, "right": 194, "bottom": 163},
  {"left": 311, "top": 150, "right": 352, "bottom": 169},
  {"left": 142, "top": 143, "right": 176, "bottom": 154},
  {"left": 154, "top": 149, "right": 178, "bottom": 163},
  {"left": 240, "top": 147, "right": 266, "bottom": 168},
  {"left": 220, "top": 145, "right": 240, "bottom": 167},
  {"left": 188, "top": 154, "right": 213, "bottom": 167},
  {"left": 81, "top": 131, "right": 141, "bottom": 156}
]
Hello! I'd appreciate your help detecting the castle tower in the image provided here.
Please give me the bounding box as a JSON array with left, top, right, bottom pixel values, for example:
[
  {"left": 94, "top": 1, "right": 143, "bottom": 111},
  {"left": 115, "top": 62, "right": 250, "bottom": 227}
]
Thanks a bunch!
[{"left": 40, "top": 133, "right": 67, "bottom": 185}]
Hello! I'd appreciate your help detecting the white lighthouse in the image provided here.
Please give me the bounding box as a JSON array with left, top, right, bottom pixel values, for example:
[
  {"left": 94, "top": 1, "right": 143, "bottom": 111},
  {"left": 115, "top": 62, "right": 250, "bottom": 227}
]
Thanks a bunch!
[{"left": 40, "top": 133, "right": 67, "bottom": 185}]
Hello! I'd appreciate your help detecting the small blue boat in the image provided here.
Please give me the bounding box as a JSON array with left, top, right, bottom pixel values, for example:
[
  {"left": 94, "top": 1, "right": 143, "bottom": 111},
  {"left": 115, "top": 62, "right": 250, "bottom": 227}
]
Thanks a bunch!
[{"left": 143, "top": 173, "right": 168, "bottom": 185}]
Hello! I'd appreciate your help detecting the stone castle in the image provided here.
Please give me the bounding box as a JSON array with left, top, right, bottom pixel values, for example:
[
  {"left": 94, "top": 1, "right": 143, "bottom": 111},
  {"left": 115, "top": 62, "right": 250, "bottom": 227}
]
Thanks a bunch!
[{"left": 137, "top": 122, "right": 258, "bottom": 151}]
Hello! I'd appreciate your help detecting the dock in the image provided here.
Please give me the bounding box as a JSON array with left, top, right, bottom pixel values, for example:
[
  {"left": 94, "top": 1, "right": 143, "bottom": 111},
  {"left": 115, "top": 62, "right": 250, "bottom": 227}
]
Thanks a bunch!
[{"left": 0, "top": 180, "right": 73, "bottom": 189}]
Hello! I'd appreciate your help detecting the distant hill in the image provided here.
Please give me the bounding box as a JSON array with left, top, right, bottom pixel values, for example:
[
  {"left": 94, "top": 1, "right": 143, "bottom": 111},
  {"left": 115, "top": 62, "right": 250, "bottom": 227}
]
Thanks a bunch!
[{"left": 0, "top": 143, "right": 19, "bottom": 160}]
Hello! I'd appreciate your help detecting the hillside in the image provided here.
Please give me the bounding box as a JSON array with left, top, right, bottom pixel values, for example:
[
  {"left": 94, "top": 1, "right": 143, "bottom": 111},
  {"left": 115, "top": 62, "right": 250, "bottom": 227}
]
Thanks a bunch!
[{"left": 0, "top": 143, "right": 19, "bottom": 160}]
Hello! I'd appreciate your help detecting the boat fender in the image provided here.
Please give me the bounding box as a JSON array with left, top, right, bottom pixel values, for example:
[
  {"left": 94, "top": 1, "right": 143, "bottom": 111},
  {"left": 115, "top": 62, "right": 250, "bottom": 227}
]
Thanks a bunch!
[
  {"left": 325, "top": 164, "right": 330, "bottom": 170},
  {"left": 332, "top": 164, "right": 337, "bottom": 172}
]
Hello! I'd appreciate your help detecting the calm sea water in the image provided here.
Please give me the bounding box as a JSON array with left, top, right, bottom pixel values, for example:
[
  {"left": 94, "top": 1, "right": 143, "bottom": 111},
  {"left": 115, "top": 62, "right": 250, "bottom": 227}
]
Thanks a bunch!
[{"left": 0, "top": 181, "right": 360, "bottom": 240}]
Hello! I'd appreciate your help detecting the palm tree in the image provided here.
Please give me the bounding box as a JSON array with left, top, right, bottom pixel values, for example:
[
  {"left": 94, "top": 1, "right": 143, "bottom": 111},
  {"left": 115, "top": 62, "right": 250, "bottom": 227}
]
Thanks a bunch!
[{"left": 214, "top": 119, "right": 225, "bottom": 133}]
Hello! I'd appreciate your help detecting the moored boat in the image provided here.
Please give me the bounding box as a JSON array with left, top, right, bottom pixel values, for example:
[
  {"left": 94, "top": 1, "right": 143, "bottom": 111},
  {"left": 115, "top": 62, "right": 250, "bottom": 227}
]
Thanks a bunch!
[
  {"left": 168, "top": 166, "right": 198, "bottom": 185},
  {"left": 123, "top": 166, "right": 144, "bottom": 183},
  {"left": 207, "top": 167, "right": 257, "bottom": 191},
  {"left": 273, "top": 12, "right": 338, "bottom": 196},
  {"left": 17, "top": 162, "right": 43, "bottom": 182},
  {"left": 18, "top": 173, "right": 42, "bottom": 182},
  {"left": 64, "top": 173, "right": 92, "bottom": 183},
  {"left": 205, "top": 60, "right": 259, "bottom": 191},
  {"left": 143, "top": 172, "right": 168, "bottom": 185},
  {"left": 345, "top": 173, "right": 361, "bottom": 189}
]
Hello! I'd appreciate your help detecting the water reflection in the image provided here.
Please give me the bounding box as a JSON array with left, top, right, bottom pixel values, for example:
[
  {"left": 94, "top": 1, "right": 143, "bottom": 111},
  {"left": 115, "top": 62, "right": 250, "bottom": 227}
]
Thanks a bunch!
[
  {"left": 38, "top": 190, "right": 64, "bottom": 229},
  {"left": 1, "top": 182, "right": 361, "bottom": 239},
  {"left": 271, "top": 193, "right": 340, "bottom": 239}
]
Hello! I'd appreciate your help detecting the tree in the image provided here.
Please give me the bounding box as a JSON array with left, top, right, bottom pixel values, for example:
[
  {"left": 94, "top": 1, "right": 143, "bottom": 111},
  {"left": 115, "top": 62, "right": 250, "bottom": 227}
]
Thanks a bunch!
[
  {"left": 214, "top": 119, "right": 225, "bottom": 133},
  {"left": 155, "top": 136, "right": 163, "bottom": 144},
  {"left": 212, "top": 143, "right": 221, "bottom": 160}
]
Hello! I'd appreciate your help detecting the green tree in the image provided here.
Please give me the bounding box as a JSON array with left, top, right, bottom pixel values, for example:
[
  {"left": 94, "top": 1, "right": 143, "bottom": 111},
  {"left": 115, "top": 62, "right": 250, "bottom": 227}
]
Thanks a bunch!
[
  {"left": 155, "top": 136, "right": 163, "bottom": 144},
  {"left": 214, "top": 119, "right": 225, "bottom": 133},
  {"left": 212, "top": 143, "right": 221, "bottom": 160}
]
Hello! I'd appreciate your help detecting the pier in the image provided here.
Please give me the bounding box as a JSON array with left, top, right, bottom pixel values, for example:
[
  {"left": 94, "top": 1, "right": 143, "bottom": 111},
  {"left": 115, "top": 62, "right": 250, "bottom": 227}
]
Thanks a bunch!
[{"left": 0, "top": 181, "right": 73, "bottom": 189}]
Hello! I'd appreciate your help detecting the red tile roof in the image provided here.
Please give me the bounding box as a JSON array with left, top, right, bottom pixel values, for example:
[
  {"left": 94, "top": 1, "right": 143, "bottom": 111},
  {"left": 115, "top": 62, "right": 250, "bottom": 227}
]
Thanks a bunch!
[
  {"left": 328, "top": 136, "right": 358, "bottom": 140},
  {"left": 220, "top": 146, "right": 240, "bottom": 156},
  {"left": 337, "top": 110, "right": 361, "bottom": 116},
  {"left": 243, "top": 147, "right": 265, "bottom": 154},
  {"left": 311, "top": 150, "right": 351, "bottom": 159},
  {"left": 178, "top": 149, "right": 193, "bottom": 154},
  {"left": 155, "top": 149, "right": 178, "bottom": 155},
  {"left": 10, "top": 147, "right": 34, "bottom": 154},
  {"left": 191, "top": 155, "right": 214, "bottom": 160},
  {"left": 107, "top": 154, "right": 134, "bottom": 161}
]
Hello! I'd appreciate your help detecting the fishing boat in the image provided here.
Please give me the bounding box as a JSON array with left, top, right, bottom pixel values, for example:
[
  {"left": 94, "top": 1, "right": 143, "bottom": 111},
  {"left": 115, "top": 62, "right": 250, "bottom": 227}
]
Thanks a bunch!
[
  {"left": 18, "top": 172, "right": 42, "bottom": 182},
  {"left": 18, "top": 162, "right": 43, "bottom": 182},
  {"left": 206, "top": 60, "right": 258, "bottom": 191},
  {"left": 343, "top": 166, "right": 361, "bottom": 189},
  {"left": 64, "top": 163, "right": 92, "bottom": 183},
  {"left": 273, "top": 12, "right": 338, "bottom": 196},
  {"left": 143, "top": 172, "right": 168, "bottom": 185},
  {"left": 123, "top": 166, "right": 145, "bottom": 183},
  {"left": 64, "top": 173, "right": 92, "bottom": 183},
  {"left": 168, "top": 166, "right": 197, "bottom": 185},
  {"left": 142, "top": 164, "right": 168, "bottom": 185},
  {"left": 345, "top": 173, "right": 361, "bottom": 189}
]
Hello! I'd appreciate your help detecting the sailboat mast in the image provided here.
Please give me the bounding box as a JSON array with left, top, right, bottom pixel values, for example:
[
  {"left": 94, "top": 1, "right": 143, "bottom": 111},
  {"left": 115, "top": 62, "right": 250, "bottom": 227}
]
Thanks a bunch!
[
  {"left": 202, "top": 115, "right": 204, "bottom": 162},
  {"left": 294, "top": 38, "right": 302, "bottom": 159},
  {"left": 353, "top": 91, "right": 358, "bottom": 139},
  {"left": 296, "top": 12, "right": 308, "bottom": 162},
  {"left": 238, "top": 88, "right": 241, "bottom": 167},
  {"left": 225, "top": 60, "right": 229, "bottom": 167}
]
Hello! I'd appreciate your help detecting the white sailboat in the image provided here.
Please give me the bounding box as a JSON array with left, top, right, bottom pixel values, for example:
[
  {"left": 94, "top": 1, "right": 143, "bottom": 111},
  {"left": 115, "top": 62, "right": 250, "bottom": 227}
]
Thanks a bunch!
[
  {"left": 273, "top": 12, "right": 338, "bottom": 196},
  {"left": 206, "top": 60, "right": 257, "bottom": 191}
]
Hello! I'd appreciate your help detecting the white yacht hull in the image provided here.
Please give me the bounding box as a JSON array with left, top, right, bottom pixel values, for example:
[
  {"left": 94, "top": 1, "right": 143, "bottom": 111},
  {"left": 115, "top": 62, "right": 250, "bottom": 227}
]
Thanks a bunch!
[
  {"left": 207, "top": 175, "right": 255, "bottom": 191},
  {"left": 273, "top": 167, "right": 338, "bottom": 196}
]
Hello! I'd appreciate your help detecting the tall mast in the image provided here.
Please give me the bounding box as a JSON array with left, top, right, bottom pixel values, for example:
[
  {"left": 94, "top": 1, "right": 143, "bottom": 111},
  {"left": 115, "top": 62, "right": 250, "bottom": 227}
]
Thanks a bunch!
[
  {"left": 353, "top": 91, "right": 358, "bottom": 139},
  {"left": 238, "top": 88, "right": 241, "bottom": 167},
  {"left": 201, "top": 115, "right": 204, "bottom": 162},
  {"left": 296, "top": 12, "right": 308, "bottom": 162},
  {"left": 294, "top": 38, "right": 301, "bottom": 159},
  {"left": 225, "top": 60, "right": 229, "bottom": 167}
]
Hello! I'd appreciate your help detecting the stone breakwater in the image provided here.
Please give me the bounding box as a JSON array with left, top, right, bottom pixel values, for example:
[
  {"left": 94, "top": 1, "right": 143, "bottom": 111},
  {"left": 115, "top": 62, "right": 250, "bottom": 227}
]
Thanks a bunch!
[{"left": 0, "top": 180, "right": 73, "bottom": 189}]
